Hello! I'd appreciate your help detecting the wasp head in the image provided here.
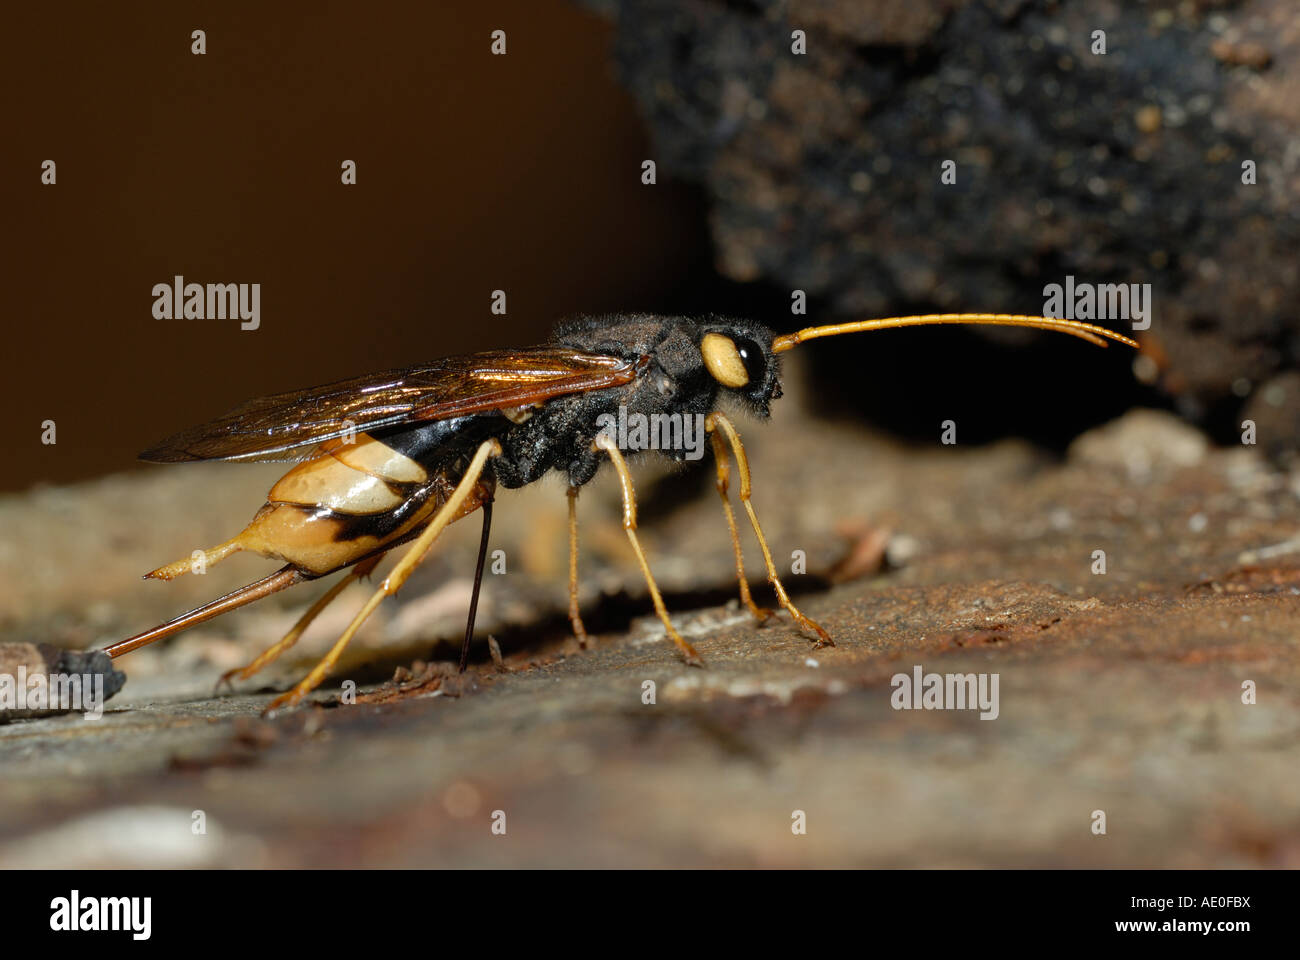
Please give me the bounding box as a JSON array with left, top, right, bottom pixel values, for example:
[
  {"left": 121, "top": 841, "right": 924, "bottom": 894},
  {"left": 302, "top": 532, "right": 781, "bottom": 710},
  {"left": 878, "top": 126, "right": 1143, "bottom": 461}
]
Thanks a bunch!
[{"left": 696, "top": 318, "right": 783, "bottom": 416}]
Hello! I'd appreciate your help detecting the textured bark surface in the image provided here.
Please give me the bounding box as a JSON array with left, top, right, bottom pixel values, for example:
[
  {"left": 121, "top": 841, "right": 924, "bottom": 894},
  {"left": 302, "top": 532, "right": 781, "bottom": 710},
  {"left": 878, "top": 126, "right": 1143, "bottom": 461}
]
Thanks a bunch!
[{"left": 1, "top": 364, "right": 1296, "bottom": 867}]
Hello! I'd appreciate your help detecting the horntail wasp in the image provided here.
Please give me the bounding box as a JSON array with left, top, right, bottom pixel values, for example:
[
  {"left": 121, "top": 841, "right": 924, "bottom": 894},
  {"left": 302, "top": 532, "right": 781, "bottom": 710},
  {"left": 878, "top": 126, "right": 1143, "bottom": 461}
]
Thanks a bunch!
[{"left": 104, "top": 313, "right": 1137, "bottom": 712}]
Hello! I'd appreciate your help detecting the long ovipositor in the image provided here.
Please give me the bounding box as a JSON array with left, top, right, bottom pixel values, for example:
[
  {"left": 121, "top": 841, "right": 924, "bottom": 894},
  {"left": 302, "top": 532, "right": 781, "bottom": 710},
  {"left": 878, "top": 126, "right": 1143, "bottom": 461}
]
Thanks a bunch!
[{"left": 105, "top": 312, "right": 1138, "bottom": 714}]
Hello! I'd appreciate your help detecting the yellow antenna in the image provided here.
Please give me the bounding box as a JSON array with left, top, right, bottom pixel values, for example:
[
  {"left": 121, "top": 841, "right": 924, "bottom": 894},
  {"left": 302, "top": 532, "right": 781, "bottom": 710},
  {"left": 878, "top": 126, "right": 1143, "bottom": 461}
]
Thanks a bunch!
[{"left": 771, "top": 313, "right": 1140, "bottom": 353}]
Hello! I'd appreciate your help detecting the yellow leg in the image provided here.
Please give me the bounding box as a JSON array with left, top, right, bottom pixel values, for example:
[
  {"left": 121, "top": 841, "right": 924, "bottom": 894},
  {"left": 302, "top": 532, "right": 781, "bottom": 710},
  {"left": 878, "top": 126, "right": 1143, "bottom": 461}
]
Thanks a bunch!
[
  {"left": 566, "top": 485, "right": 591, "bottom": 647},
  {"left": 706, "top": 411, "right": 833, "bottom": 647},
  {"left": 214, "top": 553, "right": 385, "bottom": 695},
  {"left": 709, "top": 429, "right": 774, "bottom": 625},
  {"left": 264, "top": 439, "right": 502, "bottom": 713},
  {"left": 594, "top": 433, "right": 702, "bottom": 666}
]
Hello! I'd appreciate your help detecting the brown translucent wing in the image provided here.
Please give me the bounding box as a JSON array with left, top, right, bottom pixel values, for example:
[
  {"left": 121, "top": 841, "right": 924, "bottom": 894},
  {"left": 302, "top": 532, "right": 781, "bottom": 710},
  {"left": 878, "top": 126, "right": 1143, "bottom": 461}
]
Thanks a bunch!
[{"left": 140, "top": 348, "right": 643, "bottom": 463}]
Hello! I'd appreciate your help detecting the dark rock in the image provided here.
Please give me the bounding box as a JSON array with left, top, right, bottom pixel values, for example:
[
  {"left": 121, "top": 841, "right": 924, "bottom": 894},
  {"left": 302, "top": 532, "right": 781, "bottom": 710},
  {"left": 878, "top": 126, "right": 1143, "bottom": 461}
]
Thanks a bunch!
[{"left": 585, "top": 0, "right": 1300, "bottom": 440}]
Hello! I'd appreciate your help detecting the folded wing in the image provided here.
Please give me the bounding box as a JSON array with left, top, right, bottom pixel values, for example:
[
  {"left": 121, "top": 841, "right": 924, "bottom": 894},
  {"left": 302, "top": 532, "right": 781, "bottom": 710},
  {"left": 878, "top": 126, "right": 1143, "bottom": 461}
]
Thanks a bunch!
[{"left": 140, "top": 348, "right": 642, "bottom": 463}]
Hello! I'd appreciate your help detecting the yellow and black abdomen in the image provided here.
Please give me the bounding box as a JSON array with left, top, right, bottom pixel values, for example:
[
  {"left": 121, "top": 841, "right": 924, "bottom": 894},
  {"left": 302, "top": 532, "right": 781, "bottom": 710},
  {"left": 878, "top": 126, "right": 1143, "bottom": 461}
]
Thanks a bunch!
[{"left": 146, "top": 432, "right": 489, "bottom": 581}]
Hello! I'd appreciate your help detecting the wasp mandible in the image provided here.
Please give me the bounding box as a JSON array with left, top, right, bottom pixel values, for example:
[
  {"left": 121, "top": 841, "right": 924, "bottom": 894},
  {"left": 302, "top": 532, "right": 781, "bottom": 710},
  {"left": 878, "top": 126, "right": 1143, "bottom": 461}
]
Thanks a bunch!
[{"left": 104, "top": 313, "right": 1137, "bottom": 711}]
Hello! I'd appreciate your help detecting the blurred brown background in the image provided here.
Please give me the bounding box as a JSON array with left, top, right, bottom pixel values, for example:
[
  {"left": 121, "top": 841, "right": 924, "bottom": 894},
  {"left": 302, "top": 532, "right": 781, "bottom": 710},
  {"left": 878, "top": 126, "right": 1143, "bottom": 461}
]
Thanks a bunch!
[
  {"left": 4, "top": 0, "right": 714, "bottom": 491},
  {"left": 19, "top": 0, "right": 1275, "bottom": 495}
]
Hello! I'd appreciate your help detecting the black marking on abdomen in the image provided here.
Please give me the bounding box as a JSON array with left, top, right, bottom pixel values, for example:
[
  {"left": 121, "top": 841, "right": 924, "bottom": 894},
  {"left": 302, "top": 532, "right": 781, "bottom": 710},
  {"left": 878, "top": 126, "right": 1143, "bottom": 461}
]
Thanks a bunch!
[
  {"left": 371, "top": 414, "right": 506, "bottom": 467},
  {"left": 323, "top": 474, "right": 451, "bottom": 544}
]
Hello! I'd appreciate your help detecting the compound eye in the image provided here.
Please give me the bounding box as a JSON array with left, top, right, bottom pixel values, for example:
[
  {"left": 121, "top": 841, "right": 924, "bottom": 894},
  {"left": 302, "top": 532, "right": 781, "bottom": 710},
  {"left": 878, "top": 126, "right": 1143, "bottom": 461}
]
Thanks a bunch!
[
  {"left": 701, "top": 333, "right": 749, "bottom": 387},
  {"left": 735, "top": 337, "right": 766, "bottom": 386}
]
